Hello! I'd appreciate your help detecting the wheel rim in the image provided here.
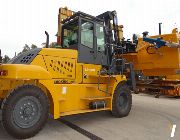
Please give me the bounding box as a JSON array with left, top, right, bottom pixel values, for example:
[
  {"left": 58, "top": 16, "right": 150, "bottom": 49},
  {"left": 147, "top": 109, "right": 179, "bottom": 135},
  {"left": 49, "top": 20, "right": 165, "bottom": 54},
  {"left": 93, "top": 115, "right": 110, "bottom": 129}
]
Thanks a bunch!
[
  {"left": 12, "top": 96, "right": 42, "bottom": 128},
  {"left": 118, "top": 92, "right": 128, "bottom": 108}
]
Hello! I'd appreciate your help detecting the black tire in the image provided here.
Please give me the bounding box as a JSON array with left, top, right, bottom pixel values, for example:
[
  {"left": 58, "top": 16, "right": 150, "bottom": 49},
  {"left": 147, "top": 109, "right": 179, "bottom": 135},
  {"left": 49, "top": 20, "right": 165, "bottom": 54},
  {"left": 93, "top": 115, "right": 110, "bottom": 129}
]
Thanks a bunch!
[
  {"left": 112, "top": 82, "right": 132, "bottom": 118},
  {"left": 2, "top": 85, "right": 49, "bottom": 139}
]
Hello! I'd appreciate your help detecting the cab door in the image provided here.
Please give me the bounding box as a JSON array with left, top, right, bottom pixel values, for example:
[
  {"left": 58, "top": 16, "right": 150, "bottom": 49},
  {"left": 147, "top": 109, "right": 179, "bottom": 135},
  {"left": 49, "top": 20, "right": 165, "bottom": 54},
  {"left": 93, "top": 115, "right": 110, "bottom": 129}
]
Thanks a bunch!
[
  {"left": 94, "top": 23, "right": 108, "bottom": 66},
  {"left": 78, "top": 18, "right": 108, "bottom": 66},
  {"left": 78, "top": 19, "right": 96, "bottom": 64}
]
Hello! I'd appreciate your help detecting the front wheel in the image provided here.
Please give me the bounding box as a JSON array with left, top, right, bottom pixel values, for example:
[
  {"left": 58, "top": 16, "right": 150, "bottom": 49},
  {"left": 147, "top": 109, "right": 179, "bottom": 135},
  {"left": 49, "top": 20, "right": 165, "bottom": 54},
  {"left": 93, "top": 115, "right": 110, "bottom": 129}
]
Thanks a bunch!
[
  {"left": 112, "top": 83, "right": 132, "bottom": 117},
  {"left": 2, "top": 85, "right": 49, "bottom": 139}
]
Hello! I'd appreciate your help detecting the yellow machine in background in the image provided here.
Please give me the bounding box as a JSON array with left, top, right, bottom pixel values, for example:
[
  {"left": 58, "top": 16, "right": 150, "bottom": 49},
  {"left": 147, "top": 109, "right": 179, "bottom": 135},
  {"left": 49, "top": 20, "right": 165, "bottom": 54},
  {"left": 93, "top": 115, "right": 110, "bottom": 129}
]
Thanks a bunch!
[
  {"left": 123, "top": 26, "right": 180, "bottom": 97},
  {"left": 0, "top": 7, "right": 134, "bottom": 139}
]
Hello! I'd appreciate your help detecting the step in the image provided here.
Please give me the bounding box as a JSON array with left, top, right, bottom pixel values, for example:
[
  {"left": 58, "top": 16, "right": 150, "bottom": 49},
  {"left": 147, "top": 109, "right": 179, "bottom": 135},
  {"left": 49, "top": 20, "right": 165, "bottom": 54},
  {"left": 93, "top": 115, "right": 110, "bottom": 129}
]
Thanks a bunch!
[
  {"left": 81, "top": 96, "right": 112, "bottom": 101},
  {"left": 86, "top": 85, "right": 113, "bottom": 88},
  {"left": 60, "top": 107, "right": 111, "bottom": 116},
  {"left": 89, "top": 75, "right": 116, "bottom": 78}
]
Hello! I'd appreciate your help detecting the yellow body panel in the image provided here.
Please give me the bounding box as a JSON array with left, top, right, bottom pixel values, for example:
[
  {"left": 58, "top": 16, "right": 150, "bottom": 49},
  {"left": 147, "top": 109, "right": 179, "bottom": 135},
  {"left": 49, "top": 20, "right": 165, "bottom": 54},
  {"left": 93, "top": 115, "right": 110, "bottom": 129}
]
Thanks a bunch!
[
  {"left": 0, "top": 48, "right": 126, "bottom": 119},
  {"left": 43, "top": 56, "right": 76, "bottom": 79},
  {"left": 31, "top": 54, "right": 47, "bottom": 70},
  {"left": 39, "top": 48, "right": 78, "bottom": 59},
  {"left": 0, "top": 64, "right": 51, "bottom": 79},
  {"left": 82, "top": 64, "right": 102, "bottom": 83},
  {"left": 166, "top": 75, "right": 180, "bottom": 81}
]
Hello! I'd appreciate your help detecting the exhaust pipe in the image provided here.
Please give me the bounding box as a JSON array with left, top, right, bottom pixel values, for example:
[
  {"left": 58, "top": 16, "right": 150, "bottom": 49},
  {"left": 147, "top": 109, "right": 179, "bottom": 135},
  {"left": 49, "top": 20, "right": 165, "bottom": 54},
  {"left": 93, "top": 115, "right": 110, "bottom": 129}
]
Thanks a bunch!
[
  {"left": 159, "top": 23, "right": 162, "bottom": 35},
  {"left": 45, "top": 31, "right": 49, "bottom": 48}
]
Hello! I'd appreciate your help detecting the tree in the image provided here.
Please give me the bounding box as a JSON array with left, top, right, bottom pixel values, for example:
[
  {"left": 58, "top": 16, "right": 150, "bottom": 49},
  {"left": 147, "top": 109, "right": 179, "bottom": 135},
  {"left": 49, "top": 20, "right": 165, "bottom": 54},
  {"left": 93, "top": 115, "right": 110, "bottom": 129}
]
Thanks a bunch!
[
  {"left": 17, "top": 44, "right": 38, "bottom": 56},
  {"left": 41, "top": 42, "right": 61, "bottom": 48},
  {"left": 41, "top": 42, "right": 46, "bottom": 48},
  {"left": 3, "top": 55, "right": 10, "bottom": 63},
  {"left": 31, "top": 44, "right": 37, "bottom": 49},
  {"left": 22, "top": 44, "right": 30, "bottom": 53},
  {"left": 50, "top": 42, "right": 57, "bottom": 48}
]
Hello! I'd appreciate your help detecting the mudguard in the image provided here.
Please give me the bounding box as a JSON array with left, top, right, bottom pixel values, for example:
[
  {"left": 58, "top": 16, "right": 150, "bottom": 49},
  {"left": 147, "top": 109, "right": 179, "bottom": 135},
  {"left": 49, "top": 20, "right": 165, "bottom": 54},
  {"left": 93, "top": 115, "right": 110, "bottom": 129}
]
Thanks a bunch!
[{"left": 0, "top": 64, "right": 51, "bottom": 79}]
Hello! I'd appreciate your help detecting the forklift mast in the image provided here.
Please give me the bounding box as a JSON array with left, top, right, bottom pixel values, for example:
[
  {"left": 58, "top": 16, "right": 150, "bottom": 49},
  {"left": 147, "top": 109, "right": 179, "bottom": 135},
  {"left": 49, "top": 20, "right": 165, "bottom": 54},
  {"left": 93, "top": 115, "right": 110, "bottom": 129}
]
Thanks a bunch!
[
  {"left": 57, "top": 7, "right": 74, "bottom": 45},
  {"left": 97, "top": 11, "right": 121, "bottom": 67},
  {"left": 97, "top": 11, "right": 120, "bottom": 46},
  {"left": 97, "top": 11, "right": 136, "bottom": 90}
]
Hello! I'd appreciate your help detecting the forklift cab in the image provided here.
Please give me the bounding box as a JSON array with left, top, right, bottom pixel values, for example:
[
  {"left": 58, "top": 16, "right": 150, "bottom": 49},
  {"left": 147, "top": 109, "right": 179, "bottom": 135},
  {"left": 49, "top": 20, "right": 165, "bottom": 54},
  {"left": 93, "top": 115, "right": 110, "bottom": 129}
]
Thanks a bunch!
[{"left": 61, "top": 12, "right": 108, "bottom": 66}]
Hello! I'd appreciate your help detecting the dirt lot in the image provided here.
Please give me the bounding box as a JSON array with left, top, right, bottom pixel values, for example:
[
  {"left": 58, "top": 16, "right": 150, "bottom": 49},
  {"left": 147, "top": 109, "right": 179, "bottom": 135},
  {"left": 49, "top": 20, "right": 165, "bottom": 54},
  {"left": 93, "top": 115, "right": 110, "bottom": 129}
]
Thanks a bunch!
[{"left": 0, "top": 93, "right": 179, "bottom": 140}]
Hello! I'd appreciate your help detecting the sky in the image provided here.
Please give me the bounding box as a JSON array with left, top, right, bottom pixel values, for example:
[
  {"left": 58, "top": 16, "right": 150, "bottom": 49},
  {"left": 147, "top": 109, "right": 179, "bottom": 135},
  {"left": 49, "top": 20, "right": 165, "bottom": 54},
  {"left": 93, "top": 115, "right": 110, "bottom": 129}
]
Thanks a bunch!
[{"left": 0, "top": 0, "right": 179, "bottom": 57}]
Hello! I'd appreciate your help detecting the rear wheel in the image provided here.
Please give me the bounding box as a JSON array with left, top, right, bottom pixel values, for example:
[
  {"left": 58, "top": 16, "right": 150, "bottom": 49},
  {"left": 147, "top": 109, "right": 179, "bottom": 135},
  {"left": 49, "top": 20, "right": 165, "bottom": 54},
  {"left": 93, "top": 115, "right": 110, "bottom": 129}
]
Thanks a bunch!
[
  {"left": 112, "top": 83, "right": 132, "bottom": 117},
  {"left": 2, "top": 85, "right": 49, "bottom": 139}
]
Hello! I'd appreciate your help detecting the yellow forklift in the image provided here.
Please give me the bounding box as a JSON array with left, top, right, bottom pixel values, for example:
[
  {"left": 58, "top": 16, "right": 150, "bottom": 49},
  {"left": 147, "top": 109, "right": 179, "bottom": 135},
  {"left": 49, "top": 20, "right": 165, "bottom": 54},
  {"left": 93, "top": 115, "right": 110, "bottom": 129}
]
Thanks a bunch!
[{"left": 0, "top": 8, "right": 135, "bottom": 139}]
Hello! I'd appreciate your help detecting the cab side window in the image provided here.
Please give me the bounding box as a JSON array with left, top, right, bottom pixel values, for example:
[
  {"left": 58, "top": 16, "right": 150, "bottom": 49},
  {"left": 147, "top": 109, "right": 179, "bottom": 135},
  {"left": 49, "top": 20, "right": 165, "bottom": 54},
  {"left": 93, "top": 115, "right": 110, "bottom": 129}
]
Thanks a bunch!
[
  {"left": 96, "top": 24, "right": 105, "bottom": 52},
  {"left": 62, "top": 20, "right": 78, "bottom": 49},
  {"left": 81, "top": 20, "right": 94, "bottom": 49}
]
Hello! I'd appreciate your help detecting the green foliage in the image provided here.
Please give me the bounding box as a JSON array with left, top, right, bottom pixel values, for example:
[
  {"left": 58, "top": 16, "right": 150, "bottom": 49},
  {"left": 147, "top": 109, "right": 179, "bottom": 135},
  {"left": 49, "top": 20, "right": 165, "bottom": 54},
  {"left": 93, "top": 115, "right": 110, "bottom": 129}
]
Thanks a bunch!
[
  {"left": 41, "top": 42, "right": 61, "bottom": 48},
  {"left": 41, "top": 42, "right": 46, "bottom": 48},
  {"left": 1, "top": 44, "right": 38, "bottom": 63},
  {"left": 50, "top": 42, "right": 57, "bottom": 48},
  {"left": 31, "top": 44, "right": 38, "bottom": 49},
  {"left": 2, "top": 55, "right": 10, "bottom": 63},
  {"left": 18, "top": 44, "right": 38, "bottom": 56},
  {"left": 22, "top": 44, "right": 30, "bottom": 53}
]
